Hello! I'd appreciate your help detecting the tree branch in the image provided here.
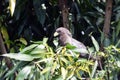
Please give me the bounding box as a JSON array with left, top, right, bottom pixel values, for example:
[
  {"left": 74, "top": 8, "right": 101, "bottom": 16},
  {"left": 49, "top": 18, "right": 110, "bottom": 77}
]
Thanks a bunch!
[{"left": 0, "top": 32, "right": 13, "bottom": 69}]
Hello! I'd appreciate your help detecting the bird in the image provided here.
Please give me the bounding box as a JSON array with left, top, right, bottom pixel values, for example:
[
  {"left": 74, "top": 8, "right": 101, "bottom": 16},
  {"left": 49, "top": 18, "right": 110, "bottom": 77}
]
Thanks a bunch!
[{"left": 54, "top": 27, "right": 91, "bottom": 59}]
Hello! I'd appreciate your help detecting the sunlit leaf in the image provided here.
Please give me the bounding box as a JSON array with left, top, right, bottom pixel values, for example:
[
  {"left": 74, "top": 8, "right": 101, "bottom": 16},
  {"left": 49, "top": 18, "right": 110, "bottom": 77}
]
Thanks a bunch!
[
  {"left": 66, "top": 54, "right": 74, "bottom": 62},
  {"left": 35, "top": 58, "right": 53, "bottom": 63},
  {"left": 20, "top": 44, "right": 38, "bottom": 54},
  {"left": 61, "top": 67, "right": 67, "bottom": 79},
  {"left": 2, "top": 53, "right": 34, "bottom": 61},
  {"left": 75, "top": 70, "right": 81, "bottom": 79},
  {"left": 43, "top": 38, "right": 48, "bottom": 45},
  {"left": 67, "top": 68, "right": 75, "bottom": 79},
  {"left": 53, "top": 39, "right": 59, "bottom": 47},
  {"left": 60, "top": 57, "right": 69, "bottom": 64},
  {"left": 87, "top": 47, "right": 95, "bottom": 54},
  {"left": 91, "top": 60, "right": 98, "bottom": 78},
  {"left": 116, "top": 61, "right": 120, "bottom": 67},
  {"left": 1, "top": 27, "right": 9, "bottom": 40},
  {"left": 70, "top": 76, "right": 77, "bottom": 80},
  {"left": 99, "top": 29, "right": 104, "bottom": 44},
  {"left": 29, "top": 45, "right": 46, "bottom": 54},
  {"left": 51, "top": 62, "right": 57, "bottom": 74},
  {"left": 91, "top": 36, "right": 99, "bottom": 51},
  {"left": 1, "top": 27, "right": 10, "bottom": 49},
  {"left": 41, "top": 67, "right": 51, "bottom": 74},
  {"left": 19, "top": 38, "right": 27, "bottom": 45},
  {"left": 9, "top": 0, "right": 16, "bottom": 16}
]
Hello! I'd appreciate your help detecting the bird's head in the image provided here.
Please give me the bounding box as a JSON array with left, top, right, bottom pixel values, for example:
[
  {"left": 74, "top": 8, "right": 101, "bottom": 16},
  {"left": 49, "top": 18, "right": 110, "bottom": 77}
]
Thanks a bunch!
[{"left": 54, "top": 27, "right": 72, "bottom": 37}]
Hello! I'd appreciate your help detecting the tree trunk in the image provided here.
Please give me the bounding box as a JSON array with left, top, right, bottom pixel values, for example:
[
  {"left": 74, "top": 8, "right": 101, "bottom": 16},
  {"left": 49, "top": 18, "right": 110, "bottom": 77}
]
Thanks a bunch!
[
  {"left": 102, "top": 1, "right": 113, "bottom": 79},
  {"left": 59, "top": 0, "right": 69, "bottom": 29},
  {"left": 101, "top": 0, "right": 113, "bottom": 49},
  {"left": 0, "top": 32, "right": 13, "bottom": 69},
  {"left": 103, "top": 0, "right": 113, "bottom": 38}
]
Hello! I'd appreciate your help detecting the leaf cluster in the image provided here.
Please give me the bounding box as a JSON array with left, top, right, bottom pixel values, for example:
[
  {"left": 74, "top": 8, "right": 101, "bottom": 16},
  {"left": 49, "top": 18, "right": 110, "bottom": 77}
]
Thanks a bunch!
[{"left": 0, "top": 38, "right": 120, "bottom": 80}]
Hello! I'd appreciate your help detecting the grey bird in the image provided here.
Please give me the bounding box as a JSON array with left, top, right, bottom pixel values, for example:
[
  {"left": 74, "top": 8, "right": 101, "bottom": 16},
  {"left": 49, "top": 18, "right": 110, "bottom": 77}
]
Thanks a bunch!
[{"left": 54, "top": 27, "right": 91, "bottom": 58}]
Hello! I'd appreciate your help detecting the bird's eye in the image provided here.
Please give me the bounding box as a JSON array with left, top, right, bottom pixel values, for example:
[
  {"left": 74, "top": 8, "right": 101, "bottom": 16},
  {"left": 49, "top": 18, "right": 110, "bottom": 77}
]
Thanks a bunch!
[{"left": 57, "top": 30, "right": 61, "bottom": 33}]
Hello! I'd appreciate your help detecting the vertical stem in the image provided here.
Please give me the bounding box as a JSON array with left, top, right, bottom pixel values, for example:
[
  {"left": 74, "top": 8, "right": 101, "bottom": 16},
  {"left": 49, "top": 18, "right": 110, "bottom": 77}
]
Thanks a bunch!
[
  {"left": 101, "top": 0, "right": 113, "bottom": 50},
  {"left": 0, "top": 32, "right": 13, "bottom": 69},
  {"left": 103, "top": 0, "right": 113, "bottom": 38},
  {"left": 103, "top": 1, "right": 113, "bottom": 79}
]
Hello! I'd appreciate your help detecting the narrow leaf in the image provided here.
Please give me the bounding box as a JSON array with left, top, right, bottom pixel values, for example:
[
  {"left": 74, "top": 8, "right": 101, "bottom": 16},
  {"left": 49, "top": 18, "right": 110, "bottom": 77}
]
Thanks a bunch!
[
  {"left": 2, "top": 53, "right": 34, "bottom": 61},
  {"left": 5, "top": 61, "right": 29, "bottom": 77},
  {"left": 41, "top": 67, "right": 51, "bottom": 74},
  {"left": 1, "top": 27, "right": 9, "bottom": 40},
  {"left": 61, "top": 67, "right": 67, "bottom": 79},
  {"left": 43, "top": 38, "right": 48, "bottom": 45},
  {"left": 116, "top": 20, "right": 120, "bottom": 37},
  {"left": 19, "top": 38, "right": 27, "bottom": 45},
  {"left": 9, "top": 0, "right": 16, "bottom": 16},
  {"left": 20, "top": 44, "right": 38, "bottom": 54},
  {"left": 91, "top": 36, "right": 99, "bottom": 51},
  {"left": 91, "top": 60, "right": 98, "bottom": 78},
  {"left": 16, "top": 66, "right": 31, "bottom": 80}
]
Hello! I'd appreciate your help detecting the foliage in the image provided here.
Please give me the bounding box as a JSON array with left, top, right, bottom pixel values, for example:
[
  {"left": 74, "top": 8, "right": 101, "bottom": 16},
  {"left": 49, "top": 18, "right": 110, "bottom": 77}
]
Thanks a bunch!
[
  {"left": 0, "top": 38, "right": 120, "bottom": 80},
  {"left": 1, "top": 0, "right": 120, "bottom": 46},
  {"left": 0, "top": 0, "right": 120, "bottom": 80}
]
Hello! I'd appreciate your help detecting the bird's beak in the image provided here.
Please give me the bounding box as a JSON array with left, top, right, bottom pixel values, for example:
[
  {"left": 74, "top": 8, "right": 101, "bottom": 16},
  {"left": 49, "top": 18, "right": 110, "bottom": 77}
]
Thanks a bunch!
[{"left": 54, "top": 32, "right": 59, "bottom": 37}]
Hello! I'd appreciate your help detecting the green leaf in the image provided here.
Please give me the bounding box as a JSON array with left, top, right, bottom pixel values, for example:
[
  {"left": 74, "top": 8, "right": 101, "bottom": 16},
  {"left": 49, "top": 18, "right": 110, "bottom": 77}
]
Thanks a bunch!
[
  {"left": 60, "top": 57, "right": 69, "bottom": 64},
  {"left": 116, "top": 61, "right": 120, "bottom": 67},
  {"left": 61, "top": 67, "right": 67, "bottom": 79},
  {"left": 115, "top": 39, "right": 120, "bottom": 47},
  {"left": 43, "top": 38, "right": 48, "bottom": 45},
  {"left": 19, "top": 38, "right": 27, "bottom": 45},
  {"left": 5, "top": 61, "right": 29, "bottom": 78},
  {"left": 35, "top": 58, "right": 53, "bottom": 63},
  {"left": 116, "top": 20, "right": 120, "bottom": 37},
  {"left": 51, "top": 62, "right": 57, "bottom": 74},
  {"left": 29, "top": 45, "right": 46, "bottom": 54},
  {"left": 75, "top": 70, "right": 81, "bottom": 79},
  {"left": 20, "top": 44, "right": 38, "bottom": 54},
  {"left": 2, "top": 53, "right": 34, "bottom": 61},
  {"left": 41, "top": 67, "right": 51, "bottom": 74},
  {"left": 9, "top": 0, "right": 16, "bottom": 16},
  {"left": 30, "top": 49, "right": 46, "bottom": 54},
  {"left": 67, "top": 68, "right": 75, "bottom": 79},
  {"left": 16, "top": 66, "right": 32, "bottom": 80},
  {"left": 53, "top": 39, "right": 59, "bottom": 47},
  {"left": 91, "top": 60, "right": 98, "bottom": 78},
  {"left": 99, "top": 30, "right": 104, "bottom": 44},
  {"left": 1, "top": 27, "right": 9, "bottom": 40},
  {"left": 91, "top": 36, "right": 99, "bottom": 51},
  {"left": 1, "top": 27, "right": 10, "bottom": 49},
  {"left": 66, "top": 43, "right": 76, "bottom": 49}
]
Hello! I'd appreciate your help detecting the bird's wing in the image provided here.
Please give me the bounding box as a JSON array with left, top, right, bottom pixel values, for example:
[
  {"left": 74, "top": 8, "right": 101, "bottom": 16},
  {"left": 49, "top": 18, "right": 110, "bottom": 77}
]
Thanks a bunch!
[
  {"left": 70, "top": 38, "right": 89, "bottom": 54},
  {"left": 70, "top": 38, "right": 86, "bottom": 49}
]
